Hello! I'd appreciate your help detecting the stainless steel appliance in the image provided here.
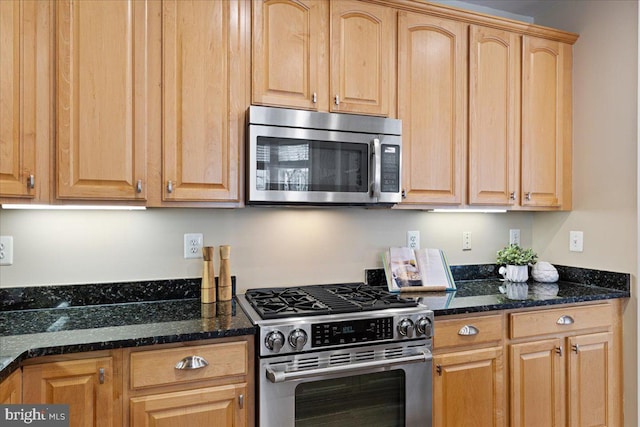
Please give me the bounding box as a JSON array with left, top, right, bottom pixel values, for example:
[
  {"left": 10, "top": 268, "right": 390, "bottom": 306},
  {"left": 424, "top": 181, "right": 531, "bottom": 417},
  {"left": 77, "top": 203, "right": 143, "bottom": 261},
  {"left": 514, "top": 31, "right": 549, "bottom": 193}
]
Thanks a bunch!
[
  {"left": 237, "top": 283, "right": 433, "bottom": 427},
  {"left": 247, "top": 106, "right": 402, "bottom": 205}
]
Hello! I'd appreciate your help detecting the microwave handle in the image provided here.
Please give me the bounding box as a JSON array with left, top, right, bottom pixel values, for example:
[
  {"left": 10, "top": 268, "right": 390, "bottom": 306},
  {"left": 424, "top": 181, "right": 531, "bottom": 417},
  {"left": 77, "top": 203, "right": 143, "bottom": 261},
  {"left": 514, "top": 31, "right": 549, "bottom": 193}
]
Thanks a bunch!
[{"left": 370, "top": 138, "right": 381, "bottom": 199}]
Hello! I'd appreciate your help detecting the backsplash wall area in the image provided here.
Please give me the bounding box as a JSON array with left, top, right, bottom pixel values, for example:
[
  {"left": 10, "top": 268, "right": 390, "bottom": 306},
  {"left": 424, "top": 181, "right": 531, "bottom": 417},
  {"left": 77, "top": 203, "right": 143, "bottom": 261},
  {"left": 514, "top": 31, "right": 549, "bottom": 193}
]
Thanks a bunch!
[{"left": 0, "top": 208, "right": 533, "bottom": 289}]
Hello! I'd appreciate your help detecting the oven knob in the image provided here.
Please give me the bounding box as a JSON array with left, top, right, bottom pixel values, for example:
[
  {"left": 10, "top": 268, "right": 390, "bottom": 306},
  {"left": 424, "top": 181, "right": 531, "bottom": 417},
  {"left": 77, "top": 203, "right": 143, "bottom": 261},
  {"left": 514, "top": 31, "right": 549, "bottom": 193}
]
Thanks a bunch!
[
  {"left": 265, "top": 331, "right": 285, "bottom": 352},
  {"left": 416, "top": 317, "right": 432, "bottom": 338},
  {"left": 397, "top": 318, "right": 414, "bottom": 337},
  {"left": 288, "top": 329, "right": 308, "bottom": 351}
]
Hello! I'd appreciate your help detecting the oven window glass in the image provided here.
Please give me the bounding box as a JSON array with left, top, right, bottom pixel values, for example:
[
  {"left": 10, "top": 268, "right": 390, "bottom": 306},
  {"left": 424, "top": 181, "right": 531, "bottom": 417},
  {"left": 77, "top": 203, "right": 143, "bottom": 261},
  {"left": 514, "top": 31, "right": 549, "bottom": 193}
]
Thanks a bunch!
[
  {"left": 256, "top": 136, "right": 368, "bottom": 193},
  {"left": 294, "top": 370, "right": 405, "bottom": 426}
]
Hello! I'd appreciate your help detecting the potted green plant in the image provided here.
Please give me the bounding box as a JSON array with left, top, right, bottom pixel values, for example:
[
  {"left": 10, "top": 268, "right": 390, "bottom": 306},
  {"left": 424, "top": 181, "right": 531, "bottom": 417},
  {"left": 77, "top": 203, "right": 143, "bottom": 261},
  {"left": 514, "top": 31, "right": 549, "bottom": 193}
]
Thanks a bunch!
[{"left": 496, "top": 244, "right": 538, "bottom": 282}]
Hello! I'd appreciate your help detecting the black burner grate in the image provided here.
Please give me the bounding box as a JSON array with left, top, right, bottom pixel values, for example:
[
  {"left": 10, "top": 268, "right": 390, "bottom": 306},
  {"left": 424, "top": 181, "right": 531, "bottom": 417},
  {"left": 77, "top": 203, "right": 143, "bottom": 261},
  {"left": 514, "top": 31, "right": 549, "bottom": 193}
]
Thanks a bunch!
[{"left": 244, "top": 283, "right": 417, "bottom": 319}]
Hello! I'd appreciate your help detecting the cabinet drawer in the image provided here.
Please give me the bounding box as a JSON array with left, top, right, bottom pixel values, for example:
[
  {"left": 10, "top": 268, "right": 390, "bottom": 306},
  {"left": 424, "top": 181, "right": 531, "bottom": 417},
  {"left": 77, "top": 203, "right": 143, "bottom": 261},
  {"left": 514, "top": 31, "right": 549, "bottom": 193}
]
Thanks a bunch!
[
  {"left": 129, "top": 341, "right": 247, "bottom": 389},
  {"left": 510, "top": 303, "right": 611, "bottom": 339},
  {"left": 434, "top": 314, "right": 503, "bottom": 350}
]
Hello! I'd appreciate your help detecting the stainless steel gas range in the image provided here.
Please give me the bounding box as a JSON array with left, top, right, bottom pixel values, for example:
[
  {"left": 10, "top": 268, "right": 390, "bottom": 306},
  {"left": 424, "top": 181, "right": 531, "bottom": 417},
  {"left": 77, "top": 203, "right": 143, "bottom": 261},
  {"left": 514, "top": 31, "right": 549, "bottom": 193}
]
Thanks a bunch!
[{"left": 236, "top": 282, "right": 434, "bottom": 427}]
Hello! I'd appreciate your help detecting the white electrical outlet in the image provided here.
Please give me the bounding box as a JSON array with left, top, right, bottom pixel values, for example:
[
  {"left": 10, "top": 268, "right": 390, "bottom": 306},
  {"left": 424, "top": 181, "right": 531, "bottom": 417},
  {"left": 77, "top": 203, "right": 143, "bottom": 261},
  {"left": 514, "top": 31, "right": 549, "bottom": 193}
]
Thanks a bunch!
[
  {"left": 0, "top": 236, "right": 14, "bottom": 266},
  {"left": 407, "top": 231, "right": 420, "bottom": 250},
  {"left": 462, "top": 231, "right": 472, "bottom": 250},
  {"left": 569, "top": 230, "right": 584, "bottom": 252},
  {"left": 184, "top": 233, "right": 204, "bottom": 259},
  {"left": 509, "top": 229, "right": 521, "bottom": 246}
]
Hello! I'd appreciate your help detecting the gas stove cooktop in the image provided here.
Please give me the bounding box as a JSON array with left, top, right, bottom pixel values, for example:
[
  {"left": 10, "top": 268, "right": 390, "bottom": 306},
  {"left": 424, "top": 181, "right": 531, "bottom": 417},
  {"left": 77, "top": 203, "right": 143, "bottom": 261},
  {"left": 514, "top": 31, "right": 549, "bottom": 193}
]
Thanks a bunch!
[{"left": 242, "top": 282, "right": 418, "bottom": 320}]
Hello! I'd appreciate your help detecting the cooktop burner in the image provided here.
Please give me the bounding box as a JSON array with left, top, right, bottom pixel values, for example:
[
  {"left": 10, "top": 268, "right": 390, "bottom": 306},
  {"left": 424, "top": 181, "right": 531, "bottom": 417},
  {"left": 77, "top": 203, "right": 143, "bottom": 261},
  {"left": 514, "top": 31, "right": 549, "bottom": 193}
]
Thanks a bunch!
[{"left": 244, "top": 282, "right": 417, "bottom": 319}]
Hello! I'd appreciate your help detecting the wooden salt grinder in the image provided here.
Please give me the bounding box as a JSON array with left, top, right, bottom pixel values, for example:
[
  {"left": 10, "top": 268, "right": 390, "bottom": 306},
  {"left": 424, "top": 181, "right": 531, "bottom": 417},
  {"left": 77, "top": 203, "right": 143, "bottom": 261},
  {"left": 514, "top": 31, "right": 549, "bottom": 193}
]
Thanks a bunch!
[
  {"left": 201, "top": 246, "right": 216, "bottom": 306},
  {"left": 219, "top": 245, "right": 232, "bottom": 301}
]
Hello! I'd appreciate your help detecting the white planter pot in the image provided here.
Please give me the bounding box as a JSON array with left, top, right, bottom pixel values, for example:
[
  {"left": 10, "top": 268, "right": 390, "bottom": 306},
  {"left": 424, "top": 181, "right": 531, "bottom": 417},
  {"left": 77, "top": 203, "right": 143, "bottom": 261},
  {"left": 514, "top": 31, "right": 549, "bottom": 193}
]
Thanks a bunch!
[{"left": 499, "top": 264, "right": 529, "bottom": 283}]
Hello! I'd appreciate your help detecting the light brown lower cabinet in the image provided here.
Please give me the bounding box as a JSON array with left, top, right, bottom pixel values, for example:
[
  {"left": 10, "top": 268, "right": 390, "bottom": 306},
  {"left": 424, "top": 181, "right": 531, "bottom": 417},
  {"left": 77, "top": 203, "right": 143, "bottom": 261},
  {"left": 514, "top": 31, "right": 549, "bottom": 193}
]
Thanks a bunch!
[
  {"left": 0, "top": 368, "right": 22, "bottom": 404},
  {"left": 433, "top": 300, "right": 622, "bottom": 427},
  {"left": 124, "top": 337, "right": 254, "bottom": 427},
  {"left": 22, "top": 352, "right": 122, "bottom": 427},
  {"left": 509, "top": 302, "right": 621, "bottom": 427},
  {"left": 433, "top": 314, "right": 505, "bottom": 427},
  {"left": 16, "top": 336, "right": 254, "bottom": 427}
]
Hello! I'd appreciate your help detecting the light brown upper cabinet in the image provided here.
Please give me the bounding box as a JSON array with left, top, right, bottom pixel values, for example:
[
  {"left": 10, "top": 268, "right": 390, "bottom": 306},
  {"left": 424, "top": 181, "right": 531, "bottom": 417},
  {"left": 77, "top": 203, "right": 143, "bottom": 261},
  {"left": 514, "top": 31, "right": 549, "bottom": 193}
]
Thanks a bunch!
[
  {"left": 160, "top": 0, "right": 246, "bottom": 203},
  {"left": 330, "top": 1, "right": 396, "bottom": 116},
  {"left": 0, "top": 0, "right": 51, "bottom": 204},
  {"left": 468, "top": 25, "right": 521, "bottom": 206},
  {"left": 252, "top": 0, "right": 395, "bottom": 117},
  {"left": 252, "top": 0, "right": 328, "bottom": 111},
  {"left": 398, "top": 12, "right": 466, "bottom": 205},
  {"left": 521, "top": 36, "right": 572, "bottom": 209},
  {"left": 55, "top": 0, "right": 149, "bottom": 201}
]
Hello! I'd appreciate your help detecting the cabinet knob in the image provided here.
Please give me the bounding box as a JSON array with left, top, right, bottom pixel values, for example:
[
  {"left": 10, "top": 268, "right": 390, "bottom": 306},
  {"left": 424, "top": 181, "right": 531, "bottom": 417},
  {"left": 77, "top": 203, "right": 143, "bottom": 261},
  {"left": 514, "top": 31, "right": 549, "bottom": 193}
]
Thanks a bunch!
[
  {"left": 175, "top": 355, "right": 209, "bottom": 370},
  {"left": 335, "top": 94, "right": 340, "bottom": 106},
  {"left": 458, "top": 325, "right": 479, "bottom": 336},
  {"left": 556, "top": 315, "right": 575, "bottom": 325},
  {"left": 167, "top": 180, "right": 174, "bottom": 194},
  {"left": 136, "top": 179, "right": 143, "bottom": 193}
]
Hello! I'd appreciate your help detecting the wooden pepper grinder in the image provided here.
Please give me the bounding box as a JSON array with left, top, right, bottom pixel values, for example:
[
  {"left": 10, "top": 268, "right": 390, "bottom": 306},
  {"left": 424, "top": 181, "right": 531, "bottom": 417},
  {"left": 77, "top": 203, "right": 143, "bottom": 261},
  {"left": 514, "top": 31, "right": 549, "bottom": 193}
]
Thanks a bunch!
[
  {"left": 201, "top": 246, "right": 216, "bottom": 313},
  {"left": 218, "top": 245, "right": 232, "bottom": 302}
]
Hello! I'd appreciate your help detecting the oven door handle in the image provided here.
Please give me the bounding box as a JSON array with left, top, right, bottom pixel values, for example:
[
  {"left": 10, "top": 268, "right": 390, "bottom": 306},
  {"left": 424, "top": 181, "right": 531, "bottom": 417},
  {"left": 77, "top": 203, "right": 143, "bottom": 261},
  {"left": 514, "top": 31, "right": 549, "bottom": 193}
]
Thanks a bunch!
[{"left": 265, "top": 351, "right": 431, "bottom": 384}]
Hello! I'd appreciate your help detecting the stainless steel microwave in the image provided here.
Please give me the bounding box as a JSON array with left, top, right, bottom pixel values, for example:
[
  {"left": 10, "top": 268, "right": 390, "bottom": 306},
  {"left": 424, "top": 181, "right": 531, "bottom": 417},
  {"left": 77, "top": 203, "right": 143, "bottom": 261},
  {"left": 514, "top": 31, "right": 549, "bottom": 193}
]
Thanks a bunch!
[{"left": 247, "top": 106, "right": 402, "bottom": 206}]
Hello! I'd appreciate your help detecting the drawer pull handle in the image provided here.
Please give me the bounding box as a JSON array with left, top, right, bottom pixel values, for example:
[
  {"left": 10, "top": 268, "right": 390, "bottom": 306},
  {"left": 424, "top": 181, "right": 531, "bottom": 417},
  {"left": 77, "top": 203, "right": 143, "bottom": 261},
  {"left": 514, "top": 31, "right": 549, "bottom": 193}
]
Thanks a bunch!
[
  {"left": 239, "top": 394, "right": 244, "bottom": 409},
  {"left": 99, "top": 368, "right": 105, "bottom": 384},
  {"left": 556, "top": 346, "right": 563, "bottom": 357},
  {"left": 572, "top": 344, "right": 580, "bottom": 353},
  {"left": 175, "top": 355, "right": 209, "bottom": 370},
  {"left": 458, "top": 325, "right": 479, "bottom": 336},
  {"left": 557, "top": 315, "right": 575, "bottom": 325}
]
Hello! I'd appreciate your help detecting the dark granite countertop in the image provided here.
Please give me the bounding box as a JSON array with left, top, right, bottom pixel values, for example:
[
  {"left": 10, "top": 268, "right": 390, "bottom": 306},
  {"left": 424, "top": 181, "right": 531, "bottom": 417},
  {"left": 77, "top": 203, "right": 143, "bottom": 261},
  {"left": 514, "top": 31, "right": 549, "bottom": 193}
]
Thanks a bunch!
[
  {"left": 0, "top": 294, "right": 255, "bottom": 382},
  {"left": 0, "top": 265, "right": 630, "bottom": 382},
  {"left": 366, "top": 263, "right": 631, "bottom": 316}
]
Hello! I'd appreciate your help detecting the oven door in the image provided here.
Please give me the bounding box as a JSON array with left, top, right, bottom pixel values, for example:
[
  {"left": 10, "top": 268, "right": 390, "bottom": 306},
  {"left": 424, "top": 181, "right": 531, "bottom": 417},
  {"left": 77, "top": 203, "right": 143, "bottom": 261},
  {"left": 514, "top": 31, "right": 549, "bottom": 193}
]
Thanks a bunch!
[
  {"left": 247, "top": 124, "right": 401, "bottom": 205},
  {"left": 258, "top": 342, "right": 432, "bottom": 427}
]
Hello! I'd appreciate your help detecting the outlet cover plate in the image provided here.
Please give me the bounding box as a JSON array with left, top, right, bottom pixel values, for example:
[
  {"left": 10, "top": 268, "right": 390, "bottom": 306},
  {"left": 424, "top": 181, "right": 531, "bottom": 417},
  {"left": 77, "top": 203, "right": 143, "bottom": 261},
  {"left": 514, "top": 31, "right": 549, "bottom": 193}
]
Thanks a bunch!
[
  {"left": 0, "top": 236, "right": 14, "bottom": 266},
  {"left": 184, "top": 233, "right": 204, "bottom": 259}
]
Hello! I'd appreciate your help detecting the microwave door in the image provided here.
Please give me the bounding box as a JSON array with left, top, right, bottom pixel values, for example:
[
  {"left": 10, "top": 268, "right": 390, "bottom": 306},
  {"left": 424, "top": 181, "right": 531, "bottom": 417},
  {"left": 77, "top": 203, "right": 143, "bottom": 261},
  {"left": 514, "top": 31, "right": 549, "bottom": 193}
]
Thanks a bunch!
[{"left": 249, "top": 125, "right": 376, "bottom": 204}]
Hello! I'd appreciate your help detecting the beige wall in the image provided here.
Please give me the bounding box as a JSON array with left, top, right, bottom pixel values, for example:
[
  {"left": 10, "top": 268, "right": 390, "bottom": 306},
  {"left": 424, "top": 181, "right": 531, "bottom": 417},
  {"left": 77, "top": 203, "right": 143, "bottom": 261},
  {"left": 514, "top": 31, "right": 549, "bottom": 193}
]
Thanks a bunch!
[
  {"left": 530, "top": 1, "right": 638, "bottom": 426},
  {"left": 0, "top": 208, "right": 533, "bottom": 288}
]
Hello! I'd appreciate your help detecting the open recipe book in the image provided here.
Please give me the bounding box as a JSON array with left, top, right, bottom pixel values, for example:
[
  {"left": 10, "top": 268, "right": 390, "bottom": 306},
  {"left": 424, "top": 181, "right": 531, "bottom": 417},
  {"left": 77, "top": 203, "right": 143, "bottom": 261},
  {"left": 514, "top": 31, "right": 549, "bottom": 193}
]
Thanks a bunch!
[{"left": 383, "top": 247, "right": 456, "bottom": 293}]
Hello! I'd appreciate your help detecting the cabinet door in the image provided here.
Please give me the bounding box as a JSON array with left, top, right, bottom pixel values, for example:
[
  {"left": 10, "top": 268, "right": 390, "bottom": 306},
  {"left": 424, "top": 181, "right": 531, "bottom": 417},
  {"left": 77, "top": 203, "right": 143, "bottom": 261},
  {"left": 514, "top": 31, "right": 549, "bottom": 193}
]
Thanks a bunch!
[
  {"left": 162, "top": 0, "right": 244, "bottom": 202},
  {"left": 568, "top": 332, "right": 615, "bottom": 427},
  {"left": 130, "top": 384, "right": 247, "bottom": 427},
  {"left": 0, "top": 0, "right": 50, "bottom": 201},
  {"left": 23, "top": 357, "right": 119, "bottom": 427},
  {"left": 252, "top": 0, "right": 328, "bottom": 111},
  {"left": 397, "top": 12, "right": 466, "bottom": 204},
  {"left": 433, "top": 347, "right": 504, "bottom": 427},
  {"left": 521, "top": 36, "right": 572, "bottom": 209},
  {"left": 0, "top": 369, "right": 22, "bottom": 404},
  {"left": 468, "top": 25, "right": 520, "bottom": 206},
  {"left": 510, "top": 338, "right": 565, "bottom": 427},
  {"left": 330, "top": 1, "right": 395, "bottom": 116},
  {"left": 56, "top": 0, "right": 148, "bottom": 200}
]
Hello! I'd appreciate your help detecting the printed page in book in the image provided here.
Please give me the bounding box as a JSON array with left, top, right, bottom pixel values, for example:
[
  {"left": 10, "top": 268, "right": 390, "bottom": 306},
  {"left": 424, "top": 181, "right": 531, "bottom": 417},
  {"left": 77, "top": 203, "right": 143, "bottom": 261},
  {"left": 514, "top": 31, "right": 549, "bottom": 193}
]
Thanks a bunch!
[{"left": 384, "top": 247, "right": 455, "bottom": 292}]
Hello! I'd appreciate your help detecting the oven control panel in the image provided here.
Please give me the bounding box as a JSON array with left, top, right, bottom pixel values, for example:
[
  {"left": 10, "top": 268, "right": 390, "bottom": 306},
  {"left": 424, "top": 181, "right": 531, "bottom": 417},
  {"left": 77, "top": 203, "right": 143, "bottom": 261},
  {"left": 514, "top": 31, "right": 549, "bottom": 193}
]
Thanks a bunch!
[
  {"left": 258, "top": 312, "right": 433, "bottom": 357},
  {"left": 312, "top": 317, "right": 394, "bottom": 348}
]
